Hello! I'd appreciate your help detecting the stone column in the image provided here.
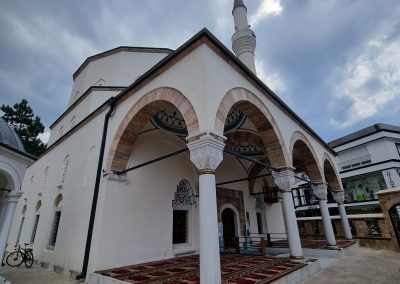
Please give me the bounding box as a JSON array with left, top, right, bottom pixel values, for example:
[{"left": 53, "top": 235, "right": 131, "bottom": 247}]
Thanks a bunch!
[
  {"left": 332, "top": 191, "right": 352, "bottom": 240},
  {"left": 272, "top": 168, "right": 304, "bottom": 261},
  {"left": 312, "top": 183, "right": 337, "bottom": 247},
  {"left": 0, "top": 191, "right": 22, "bottom": 260},
  {"left": 188, "top": 134, "right": 225, "bottom": 284}
]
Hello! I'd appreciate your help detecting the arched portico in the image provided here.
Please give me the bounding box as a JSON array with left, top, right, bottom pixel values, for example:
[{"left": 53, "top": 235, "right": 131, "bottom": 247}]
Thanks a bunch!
[
  {"left": 107, "top": 87, "right": 200, "bottom": 171},
  {"left": 289, "top": 132, "right": 337, "bottom": 246},
  {"left": 289, "top": 131, "right": 323, "bottom": 183},
  {"left": 322, "top": 153, "right": 342, "bottom": 192}
]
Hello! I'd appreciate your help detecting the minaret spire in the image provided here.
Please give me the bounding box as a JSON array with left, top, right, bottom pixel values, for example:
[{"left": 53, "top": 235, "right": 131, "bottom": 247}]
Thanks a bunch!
[{"left": 232, "top": 0, "right": 257, "bottom": 74}]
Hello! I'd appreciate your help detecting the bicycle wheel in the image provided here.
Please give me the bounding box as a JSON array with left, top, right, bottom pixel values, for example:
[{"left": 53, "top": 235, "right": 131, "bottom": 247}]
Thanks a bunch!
[
  {"left": 6, "top": 251, "right": 23, "bottom": 267},
  {"left": 24, "top": 251, "right": 33, "bottom": 268}
]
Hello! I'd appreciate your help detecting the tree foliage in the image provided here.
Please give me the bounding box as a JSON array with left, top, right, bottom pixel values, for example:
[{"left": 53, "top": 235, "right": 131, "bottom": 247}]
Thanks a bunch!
[{"left": 1, "top": 99, "right": 46, "bottom": 156}]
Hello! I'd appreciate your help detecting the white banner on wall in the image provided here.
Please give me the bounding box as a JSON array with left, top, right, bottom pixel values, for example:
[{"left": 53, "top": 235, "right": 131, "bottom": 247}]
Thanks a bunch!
[{"left": 382, "top": 169, "right": 400, "bottom": 189}]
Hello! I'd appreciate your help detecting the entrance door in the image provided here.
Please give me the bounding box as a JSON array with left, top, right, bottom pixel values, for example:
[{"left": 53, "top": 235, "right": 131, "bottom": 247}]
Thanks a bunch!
[
  {"left": 222, "top": 208, "right": 236, "bottom": 248},
  {"left": 389, "top": 204, "right": 400, "bottom": 246},
  {"left": 173, "top": 210, "right": 188, "bottom": 244}
]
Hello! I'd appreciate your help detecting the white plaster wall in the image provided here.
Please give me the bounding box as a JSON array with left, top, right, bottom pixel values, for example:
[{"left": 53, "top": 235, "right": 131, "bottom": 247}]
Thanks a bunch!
[
  {"left": 70, "top": 51, "right": 169, "bottom": 105},
  {"left": 7, "top": 113, "right": 104, "bottom": 274},
  {"left": 92, "top": 130, "right": 198, "bottom": 270},
  {"left": 333, "top": 131, "right": 400, "bottom": 153},
  {"left": 48, "top": 90, "right": 120, "bottom": 146}
]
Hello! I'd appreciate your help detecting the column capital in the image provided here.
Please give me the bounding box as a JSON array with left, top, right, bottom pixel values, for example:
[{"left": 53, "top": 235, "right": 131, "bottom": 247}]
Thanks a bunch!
[
  {"left": 272, "top": 167, "right": 296, "bottom": 190},
  {"left": 312, "top": 182, "right": 328, "bottom": 200},
  {"left": 332, "top": 191, "right": 345, "bottom": 204},
  {"left": 6, "top": 190, "right": 23, "bottom": 203},
  {"left": 187, "top": 133, "right": 225, "bottom": 172}
]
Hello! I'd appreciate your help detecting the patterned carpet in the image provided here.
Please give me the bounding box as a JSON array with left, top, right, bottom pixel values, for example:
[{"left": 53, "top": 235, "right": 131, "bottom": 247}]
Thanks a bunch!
[{"left": 96, "top": 254, "right": 306, "bottom": 284}]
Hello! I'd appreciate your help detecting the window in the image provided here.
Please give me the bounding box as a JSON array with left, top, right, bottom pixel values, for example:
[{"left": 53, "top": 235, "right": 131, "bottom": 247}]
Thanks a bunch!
[
  {"left": 48, "top": 211, "right": 61, "bottom": 248},
  {"left": 173, "top": 210, "right": 188, "bottom": 244},
  {"left": 48, "top": 194, "right": 63, "bottom": 249},
  {"left": 16, "top": 217, "right": 25, "bottom": 243},
  {"left": 43, "top": 167, "right": 49, "bottom": 191},
  {"left": 343, "top": 172, "right": 387, "bottom": 202},
  {"left": 396, "top": 143, "right": 400, "bottom": 156},
  {"left": 256, "top": 212, "right": 263, "bottom": 234},
  {"left": 30, "top": 215, "right": 40, "bottom": 244},
  {"left": 366, "top": 219, "right": 381, "bottom": 237}
]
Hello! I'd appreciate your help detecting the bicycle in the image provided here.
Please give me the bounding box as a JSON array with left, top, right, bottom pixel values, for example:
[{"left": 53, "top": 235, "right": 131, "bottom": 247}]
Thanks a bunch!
[{"left": 6, "top": 243, "right": 34, "bottom": 268}]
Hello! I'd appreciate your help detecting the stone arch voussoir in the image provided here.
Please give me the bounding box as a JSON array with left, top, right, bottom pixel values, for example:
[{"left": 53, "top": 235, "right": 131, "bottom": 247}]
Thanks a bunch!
[
  {"left": 107, "top": 87, "right": 200, "bottom": 171},
  {"left": 215, "top": 87, "right": 290, "bottom": 168},
  {"left": 322, "top": 153, "right": 343, "bottom": 191},
  {"left": 289, "top": 131, "right": 323, "bottom": 183}
]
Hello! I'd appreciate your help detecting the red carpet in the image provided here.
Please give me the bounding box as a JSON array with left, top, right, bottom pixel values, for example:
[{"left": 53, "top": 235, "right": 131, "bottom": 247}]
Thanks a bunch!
[{"left": 97, "top": 254, "right": 306, "bottom": 283}]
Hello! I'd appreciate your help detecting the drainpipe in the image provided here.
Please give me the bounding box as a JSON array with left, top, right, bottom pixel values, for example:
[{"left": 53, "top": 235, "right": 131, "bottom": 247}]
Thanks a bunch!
[{"left": 76, "top": 97, "right": 116, "bottom": 280}]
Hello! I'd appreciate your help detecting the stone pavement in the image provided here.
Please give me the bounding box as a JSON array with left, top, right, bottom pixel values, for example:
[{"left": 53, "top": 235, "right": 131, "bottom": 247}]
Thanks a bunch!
[
  {"left": 302, "top": 247, "right": 400, "bottom": 284},
  {"left": 0, "top": 247, "right": 399, "bottom": 283}
]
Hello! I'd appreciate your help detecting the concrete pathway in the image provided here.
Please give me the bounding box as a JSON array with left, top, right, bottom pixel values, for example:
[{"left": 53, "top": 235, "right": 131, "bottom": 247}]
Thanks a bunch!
[
  {"left": 0, "top": 265, "right": 81, "bottom": 284},
  {"left": 302, "top": 247, "right": 400, "bottom": 284}
]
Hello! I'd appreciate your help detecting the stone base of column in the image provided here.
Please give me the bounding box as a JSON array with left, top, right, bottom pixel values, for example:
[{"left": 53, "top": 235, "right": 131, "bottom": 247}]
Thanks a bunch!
[
  {"left": 289, "top": 255, "right": 305, "bottom": 263},
  {"left": 327, "top": 244, "right": 339, "bottom": 249}
]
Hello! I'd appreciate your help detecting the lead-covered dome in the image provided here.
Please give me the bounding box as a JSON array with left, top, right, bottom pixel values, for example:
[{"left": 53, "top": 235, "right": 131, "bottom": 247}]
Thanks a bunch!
[{"left": 0, "top": 118, "right": 25, "bottom": 152}]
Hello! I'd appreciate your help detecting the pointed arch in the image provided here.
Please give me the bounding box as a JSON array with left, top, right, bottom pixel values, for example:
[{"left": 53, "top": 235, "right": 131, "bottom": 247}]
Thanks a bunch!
[
  {"left": 214, "top": 87, "right": 289, "bottom": 167},
  {"left": 289, "top": 131, "right": 323, "bottom": 182},
  {"left": 54, "top": 193, "right": 63, "bottom": 207},
  {"left": 35, "top": 200, "right": 42, "bottom": 211},
  {"left": 107, "top": 87, "right": 200, "bottom": 170},
  {"left": 322, "top": 153, "right": 343, "bottom": 191}
]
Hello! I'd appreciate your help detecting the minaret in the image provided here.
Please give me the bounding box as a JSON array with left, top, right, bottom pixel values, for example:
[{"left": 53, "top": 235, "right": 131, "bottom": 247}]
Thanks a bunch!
[{"left": 232, "top": 0, "right": 257, "bottom": 74}]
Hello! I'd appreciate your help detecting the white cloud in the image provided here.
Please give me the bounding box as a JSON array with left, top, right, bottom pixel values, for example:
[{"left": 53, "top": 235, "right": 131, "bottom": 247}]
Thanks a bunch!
[
  {"left": 330, "top": 30, "right": 400, "bottom": 129},
  {"left": 38, "top": 129, "right": 50, "bottom": 144},
  {"left": 255, "top": 60, "right": 286, "bottom": 93},
  {"left": 250, "top": 0, "right": 283, "bottom": 27}
]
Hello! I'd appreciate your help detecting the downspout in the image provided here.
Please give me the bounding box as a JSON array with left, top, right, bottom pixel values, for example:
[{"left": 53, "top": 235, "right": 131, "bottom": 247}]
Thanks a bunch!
[{"left": 76, "top": 97, "right": 116, "bottom": 280}]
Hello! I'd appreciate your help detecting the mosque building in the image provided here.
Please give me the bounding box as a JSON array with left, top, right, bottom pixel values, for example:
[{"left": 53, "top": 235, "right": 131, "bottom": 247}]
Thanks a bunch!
[{"left": 2, "top": 1, "right": 352, "bottom": 283}]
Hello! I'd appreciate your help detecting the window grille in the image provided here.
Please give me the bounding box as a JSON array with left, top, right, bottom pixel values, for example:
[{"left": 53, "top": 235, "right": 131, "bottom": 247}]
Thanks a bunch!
[
  {"left": 30, "top": 215, "right": 40, "bottom": 244},
  {"left": 16, "top": 217, "right": 25, "bottom": 243},
  {"left": 48, "top": 211, "right": 61, "bottom": 248}
]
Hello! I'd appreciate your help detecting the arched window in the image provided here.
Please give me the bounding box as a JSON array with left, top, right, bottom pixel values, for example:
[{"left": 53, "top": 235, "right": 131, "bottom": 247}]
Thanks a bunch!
[
  {"left": 95, "top": 79, "right": 105, "bottom": 86},
  {"left": 30, "top": 200, "right": 42, "bottom": 244},
  {"left": 17, "top": 204, "right": 27, "bottom": 243},
  {"left": 70, "top": 116, "right": 76, "bottom": 127},
  {"left": 42, "top": 167, "right": 49, "bottom": 191},
  {"left": 48, "top": 194, "right": 63, "bottom": 249},
  {"left": 60, "top": 155, "right": 70, "bottom": 188}
]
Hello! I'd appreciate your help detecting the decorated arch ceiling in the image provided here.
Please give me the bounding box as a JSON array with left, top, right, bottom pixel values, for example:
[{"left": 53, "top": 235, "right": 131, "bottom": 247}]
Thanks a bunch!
[
  {"left": 148, "top": 106, "right": 269, "bottom": 173},
  {"left": 151, "top": 107, "right": 247, "bottom": 138}
]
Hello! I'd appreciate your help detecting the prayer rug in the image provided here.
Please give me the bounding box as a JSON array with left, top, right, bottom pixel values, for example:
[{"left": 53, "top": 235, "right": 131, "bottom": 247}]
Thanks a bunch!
[{"left": 96, "top": 254, "right": 306, "bottom": 283}]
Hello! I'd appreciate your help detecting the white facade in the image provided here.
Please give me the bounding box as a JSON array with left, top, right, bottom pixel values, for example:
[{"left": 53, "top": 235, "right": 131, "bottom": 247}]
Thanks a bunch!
[
  {"left": 6, "top": 10, "right": 345, "bottom": 281},
  {"left": 331, "top": 124, "right": 400, "bottom": 209}
]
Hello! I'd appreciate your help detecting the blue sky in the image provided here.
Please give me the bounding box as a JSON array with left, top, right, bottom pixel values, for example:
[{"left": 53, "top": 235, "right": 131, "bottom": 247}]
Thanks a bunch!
[{"left": 0, "top": 0, "right": 399, "bottom": 143}]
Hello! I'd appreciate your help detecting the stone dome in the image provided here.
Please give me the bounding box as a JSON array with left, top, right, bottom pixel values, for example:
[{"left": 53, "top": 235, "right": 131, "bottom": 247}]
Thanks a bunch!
[{"left": 0, "top": 118, "right": 26, "bottom": 152}]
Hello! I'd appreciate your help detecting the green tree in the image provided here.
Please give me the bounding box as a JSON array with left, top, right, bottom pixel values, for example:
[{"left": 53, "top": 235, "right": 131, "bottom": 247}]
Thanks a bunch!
[{"left": 1, "top": 99, "right": 46, "bottom": 156}]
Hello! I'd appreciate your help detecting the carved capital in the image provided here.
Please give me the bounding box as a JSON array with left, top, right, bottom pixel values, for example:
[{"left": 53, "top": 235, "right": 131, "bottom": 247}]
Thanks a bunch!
[
  {"left": 6, "top": 190, "right": 23, "bottom": 203},
  {"left": 332, "top": 191, "right": 345, "bottom": 204},
  {"left": 272, "top": 169, "right": 296, "bottom": 190},
  {"left": 312, "top": 183, "right": 328, "bottom": 200},
  {"left": 187, "top": 134, "right": 225, "bottom": 171}
]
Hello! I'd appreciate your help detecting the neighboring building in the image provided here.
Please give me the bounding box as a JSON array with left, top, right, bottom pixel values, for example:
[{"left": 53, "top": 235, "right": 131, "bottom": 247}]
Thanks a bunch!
[
  {"left": 0, "top": 118, "right": 36, "bottom": 260},
  {"left": 296, "top": 123, "right": 400, "bottom": 250},
  {"left": 6, "top": 1, "right": 349, "bottom": 282}
]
